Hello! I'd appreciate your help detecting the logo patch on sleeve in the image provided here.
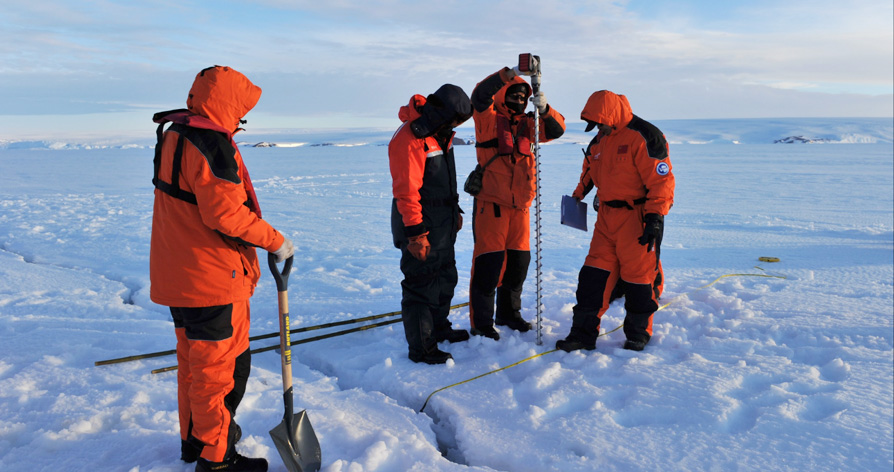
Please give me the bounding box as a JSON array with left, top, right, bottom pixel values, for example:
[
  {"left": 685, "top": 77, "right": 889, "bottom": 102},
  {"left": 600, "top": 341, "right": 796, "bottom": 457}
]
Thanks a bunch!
[{"left": 656, "top": 162, "right": 670, "bottom": 176}]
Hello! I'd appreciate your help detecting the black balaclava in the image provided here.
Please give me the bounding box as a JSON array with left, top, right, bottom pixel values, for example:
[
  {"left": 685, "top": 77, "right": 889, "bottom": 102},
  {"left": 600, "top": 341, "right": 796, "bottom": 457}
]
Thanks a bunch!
[{"left": 505, "top": 83, "right": 528, "bottom": 115}]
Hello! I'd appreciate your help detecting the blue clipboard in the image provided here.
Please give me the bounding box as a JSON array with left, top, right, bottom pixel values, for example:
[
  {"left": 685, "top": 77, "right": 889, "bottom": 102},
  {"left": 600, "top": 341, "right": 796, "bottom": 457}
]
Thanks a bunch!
[{"left": 561, "top": 195, "right": 588, "bottom": 231}]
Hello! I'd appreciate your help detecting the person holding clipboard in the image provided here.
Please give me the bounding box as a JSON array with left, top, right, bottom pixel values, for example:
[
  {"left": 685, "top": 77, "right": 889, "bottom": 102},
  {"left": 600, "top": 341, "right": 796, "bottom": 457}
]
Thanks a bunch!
[{"left": 556, "top": 90, "right": 674, "bottom": 353}]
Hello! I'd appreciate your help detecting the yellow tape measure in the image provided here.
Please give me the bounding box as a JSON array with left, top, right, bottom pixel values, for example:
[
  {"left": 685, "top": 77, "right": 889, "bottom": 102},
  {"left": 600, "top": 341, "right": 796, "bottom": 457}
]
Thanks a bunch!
[{"left": 759, "top": 257, "right": 780, "bottom": 262}]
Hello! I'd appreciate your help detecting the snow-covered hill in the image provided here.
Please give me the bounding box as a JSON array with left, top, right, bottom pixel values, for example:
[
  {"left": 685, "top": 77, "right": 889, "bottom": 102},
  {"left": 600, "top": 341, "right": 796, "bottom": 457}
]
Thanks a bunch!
[{"left": 1, "top": 117, "right": 891, "bottom": 150}]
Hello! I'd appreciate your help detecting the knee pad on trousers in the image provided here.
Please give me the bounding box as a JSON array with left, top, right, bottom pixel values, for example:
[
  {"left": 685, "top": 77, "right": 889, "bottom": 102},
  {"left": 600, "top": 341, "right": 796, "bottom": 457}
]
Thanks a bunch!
[
  {"left": 623, "top": 282, "right": 656, "bottom": 342},
  {"left": 576, "top": 266, "right": 611, "bottom": 312},
  {"left": 570, "top": 266, "right": 612, "bottom": 343},
  {"left": 623, "top": 282, "right": 659, "bottom": 314},
  {"left": 471, "top": 252, "right": 504, "bottom": 291},
  {"left": 501, "top": 250, "right": 531, "bottom": 288}
]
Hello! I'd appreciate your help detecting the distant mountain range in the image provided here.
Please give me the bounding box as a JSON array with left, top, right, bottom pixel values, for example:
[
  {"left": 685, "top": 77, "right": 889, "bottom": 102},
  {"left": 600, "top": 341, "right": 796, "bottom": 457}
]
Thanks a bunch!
[{"left": 1, "top": 117, "right": 890, "bottom": 150}]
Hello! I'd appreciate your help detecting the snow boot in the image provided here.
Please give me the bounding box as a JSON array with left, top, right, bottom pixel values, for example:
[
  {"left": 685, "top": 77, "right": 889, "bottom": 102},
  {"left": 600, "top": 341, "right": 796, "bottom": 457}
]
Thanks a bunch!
[
  {"left": 409, "top": 347, "right": 453, "bottom": 365},
  {"left": 435, "top": 328, "right": 470, "bottom": 343},
  {"left": 195, "top": 453, "right": 268, "bottom": 472},
  {"left": 623, "top": 340, "right": 647, "bottom": 351},
  {"left": 183, "top": 423, "right": 241, "bottom": 463},
  {"left": 556, "top": 337, "right": 596, "bottom": 352},
  {"left": 470, "top": 326, "right": 500, "bottom": 340},
  {"left": 495, "top": 316, "right": 532, "bottom": 332}
]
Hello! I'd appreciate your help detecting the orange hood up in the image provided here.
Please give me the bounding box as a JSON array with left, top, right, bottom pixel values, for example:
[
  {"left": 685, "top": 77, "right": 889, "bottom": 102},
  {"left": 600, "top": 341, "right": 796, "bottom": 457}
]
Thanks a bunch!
[
  {"left": 494, "top": 76, "right": 532, "bottom": 117},
  {"left": 398, "top": 94, "right": 427, "bottom": 123},
  {"left": 580, "top": 90, "right": 633, "bottom": 129},
  {"left": 186, "top": 66, "right": 262, "bottom": 133}
]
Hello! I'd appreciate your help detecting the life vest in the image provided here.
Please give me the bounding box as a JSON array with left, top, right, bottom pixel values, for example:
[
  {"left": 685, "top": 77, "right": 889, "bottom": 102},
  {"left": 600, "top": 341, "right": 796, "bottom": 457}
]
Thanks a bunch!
[
  {"left": 152, "top": 109, "right": 261, "bottom": 217},
  {"left": 471, "top": 69, "right": 565, "bottom": 209}
]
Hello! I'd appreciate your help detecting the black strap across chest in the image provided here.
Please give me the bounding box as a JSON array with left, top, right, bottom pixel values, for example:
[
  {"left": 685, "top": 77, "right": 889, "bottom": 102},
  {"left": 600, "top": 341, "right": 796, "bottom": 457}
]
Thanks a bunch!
[{"left": 153, "top": 122, "right": 238, "bottom": 205}]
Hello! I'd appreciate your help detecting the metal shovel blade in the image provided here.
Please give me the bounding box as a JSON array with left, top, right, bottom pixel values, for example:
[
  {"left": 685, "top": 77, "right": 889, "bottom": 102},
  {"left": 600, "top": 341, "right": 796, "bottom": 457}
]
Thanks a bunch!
[{"left": 269, "top": 409, "right": 321, "bottom": 472}]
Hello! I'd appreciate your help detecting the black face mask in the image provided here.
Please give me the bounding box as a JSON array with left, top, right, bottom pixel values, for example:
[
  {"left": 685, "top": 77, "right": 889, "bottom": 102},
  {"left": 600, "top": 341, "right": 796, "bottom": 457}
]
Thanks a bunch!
[{"left": 506, "top": 101, "right": 526, "bottom": 115}]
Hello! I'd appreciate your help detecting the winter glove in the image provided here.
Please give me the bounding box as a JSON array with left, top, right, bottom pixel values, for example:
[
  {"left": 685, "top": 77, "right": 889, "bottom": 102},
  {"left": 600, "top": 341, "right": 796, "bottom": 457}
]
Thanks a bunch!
[
  {"left": 532, "top": 91, "right": 548, "bottom": 114},
  {"left": 272, "top": 237, "right": 295, "bottom": 263},
  {"left": 408, "top": 232, "right": 431, "bottom": 261},
  {"left": 638, "top": 213, "right": 664, "bottom": 252}
]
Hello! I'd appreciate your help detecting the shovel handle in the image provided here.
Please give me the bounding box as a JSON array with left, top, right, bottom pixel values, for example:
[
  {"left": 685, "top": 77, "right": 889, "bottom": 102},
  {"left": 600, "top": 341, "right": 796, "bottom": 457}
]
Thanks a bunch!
[
  {"left": 268, "top": 253, "right": 293, "bottom": 292},
  {"left": 269, "top": 253, "right": 295, "bottom": 395}
]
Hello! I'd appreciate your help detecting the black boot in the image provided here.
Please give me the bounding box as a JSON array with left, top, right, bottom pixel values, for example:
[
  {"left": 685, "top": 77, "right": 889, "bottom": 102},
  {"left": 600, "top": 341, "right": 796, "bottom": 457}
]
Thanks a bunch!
[
  {"left": 409, "top": 347, "right": 453, "bottom": 364},
  {"left": 623, "top": 339, "right": 648, "bottom": 351},
  {"left": 470, "top": 325, "right": 500, "bottom": 340},
  {"left": 185, "top": 423, "right": 241, "bottom": 462},
  {"left": 555, "top": 336, "right": 596, "bottom": 352},
  {"left": 195, "top": 453, "right": 268, "bottom": 472},
  {"left": 435, "top": 328, "right": 470, "bottom": 343}
]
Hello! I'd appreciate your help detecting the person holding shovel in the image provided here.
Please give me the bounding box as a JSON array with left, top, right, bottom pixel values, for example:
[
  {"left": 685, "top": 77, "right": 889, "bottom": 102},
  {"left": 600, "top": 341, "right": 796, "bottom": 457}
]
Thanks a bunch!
[
  {"left": 389, "top": 83, "right": 473, "bottom": 364},
  {"left": 556, "top": 90, "right": 674, "bottom": 353},
  {"left": 151, "top": 65, "right": 293, "bottom": 472},
  {"left": 467, "top": 63, "right": 566, "bottom": 341}
]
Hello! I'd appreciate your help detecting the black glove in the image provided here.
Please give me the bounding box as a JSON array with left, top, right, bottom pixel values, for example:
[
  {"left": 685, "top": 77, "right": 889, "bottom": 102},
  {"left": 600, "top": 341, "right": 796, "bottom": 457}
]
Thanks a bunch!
[{"left": 638, "top": 213, "right": 663, "bottom": 252}]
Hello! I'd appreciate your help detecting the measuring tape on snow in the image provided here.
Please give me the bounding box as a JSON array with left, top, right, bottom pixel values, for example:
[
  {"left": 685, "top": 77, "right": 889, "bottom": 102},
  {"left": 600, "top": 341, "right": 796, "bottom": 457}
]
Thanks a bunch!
[{"left": 419, "top": 269, "right": 788, "bottom": 412}]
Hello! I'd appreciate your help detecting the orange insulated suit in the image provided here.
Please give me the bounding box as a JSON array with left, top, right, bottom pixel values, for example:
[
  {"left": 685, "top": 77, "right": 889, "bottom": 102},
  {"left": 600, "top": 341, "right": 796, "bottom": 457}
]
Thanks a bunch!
[
  {"left": 568, "top": 90, "right": 674, "bottom": 348},
  {"left": 469, "top": 68, "right": 565, "bottom": 332},
  {"left": 150, "top": 66, "right": 283, "bottom": 463}
]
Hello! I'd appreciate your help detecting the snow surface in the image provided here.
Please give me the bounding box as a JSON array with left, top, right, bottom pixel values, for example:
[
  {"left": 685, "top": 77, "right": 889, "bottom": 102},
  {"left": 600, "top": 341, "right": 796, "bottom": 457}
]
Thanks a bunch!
[{"left": 0, "top": 118, "right": 892, "bottom": 471}]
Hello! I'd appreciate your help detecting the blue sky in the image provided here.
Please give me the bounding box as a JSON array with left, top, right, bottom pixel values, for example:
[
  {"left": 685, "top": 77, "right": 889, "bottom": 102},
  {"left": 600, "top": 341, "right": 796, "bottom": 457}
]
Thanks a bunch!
[{"left": 1, "top": 0, "right": 891, "bottom": 139}]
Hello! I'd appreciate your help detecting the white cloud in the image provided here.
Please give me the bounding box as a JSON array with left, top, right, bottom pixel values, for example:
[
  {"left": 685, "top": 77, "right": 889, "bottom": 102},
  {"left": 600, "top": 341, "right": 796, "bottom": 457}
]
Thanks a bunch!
[{"left": 0, "top": 0, "right": 891, "bottom": 137}]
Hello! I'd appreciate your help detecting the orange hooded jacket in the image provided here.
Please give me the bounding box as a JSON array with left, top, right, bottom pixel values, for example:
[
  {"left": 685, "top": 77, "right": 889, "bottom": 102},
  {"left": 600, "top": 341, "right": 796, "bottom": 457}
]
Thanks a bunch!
[
  {"left": 574, "top": 90, "right": 674, "bottom": 216},
  {"left": 389, "top": 86, "right": 470, "bottom": 237},
  {"left": 472, "top": 68, "right": 566, "bottom": 209},
  {"left": 150, "top": 66, "right": 284, "bottom": 307},
  {"left": 389, "top": 94, "right": 444, "bottom": 231}
]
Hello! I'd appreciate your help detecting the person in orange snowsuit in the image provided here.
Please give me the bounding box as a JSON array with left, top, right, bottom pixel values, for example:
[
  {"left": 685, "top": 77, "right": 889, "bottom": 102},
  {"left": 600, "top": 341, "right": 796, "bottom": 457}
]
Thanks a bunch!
[
  {"left": 389, "top": 84, "right": 473, "bottom": 364},
  {"left": 556, "top": 90, "right": 674, "bottom": 352},
  {"left": 151, "top": 66, "right": 292, "bottom": 472},
  {"left": 467, "top": 65, "right": 566, "bottom": 340}
]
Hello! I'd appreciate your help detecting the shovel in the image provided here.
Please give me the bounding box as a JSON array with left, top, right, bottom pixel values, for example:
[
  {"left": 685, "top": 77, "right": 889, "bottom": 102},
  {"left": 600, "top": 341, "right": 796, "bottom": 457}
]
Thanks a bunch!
[{"left": 268, "top": 253, "right": 322, "bottom": 472}]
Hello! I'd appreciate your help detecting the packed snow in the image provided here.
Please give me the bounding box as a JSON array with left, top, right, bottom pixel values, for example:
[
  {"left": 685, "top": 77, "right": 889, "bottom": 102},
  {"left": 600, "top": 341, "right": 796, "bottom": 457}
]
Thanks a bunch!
[{"left": 0, "top": 118, "right": 891, "bottom": 471}]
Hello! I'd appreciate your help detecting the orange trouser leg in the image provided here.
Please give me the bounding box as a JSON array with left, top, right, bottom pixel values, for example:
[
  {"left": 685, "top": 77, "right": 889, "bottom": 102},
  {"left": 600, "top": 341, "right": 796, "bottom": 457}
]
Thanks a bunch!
[
  {"left": 578, "top": 207, "right": 661, "bottom": 343},
  {"left": 172, "top": 300, "right": 251, "bottom": 462},
  {"left": 469, "top": 200, "right": 530, "bottom": 328}
]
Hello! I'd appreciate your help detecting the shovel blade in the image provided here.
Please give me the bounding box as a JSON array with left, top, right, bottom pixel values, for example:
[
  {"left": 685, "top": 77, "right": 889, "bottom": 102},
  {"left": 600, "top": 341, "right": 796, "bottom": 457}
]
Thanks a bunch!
[{"left": 269, "top": 410, "right": 321, "bottom": 472}]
